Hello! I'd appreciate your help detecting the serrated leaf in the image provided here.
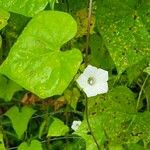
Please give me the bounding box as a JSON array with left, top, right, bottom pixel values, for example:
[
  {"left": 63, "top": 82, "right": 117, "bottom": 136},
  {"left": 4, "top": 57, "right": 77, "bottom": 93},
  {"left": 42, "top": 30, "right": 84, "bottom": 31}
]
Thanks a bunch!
[
  {"left": 18, "top": 140, "right": 42, "bottom": 150},
  {"left": 0, "top": 11, "right": 82, "bottom": 98},
  {"left": 0, "top": 75, "right": 22, "bottom": 101},
  {"left": 5, "top": 106, "right": 36, "bottom": 139},
  {"left": 47, "top": 117, "right": 69, "bottom": 137},
  {"left": 0, "top": 133, "right": 5, "bottom": 150},
  {"left": 0, "top": 9, "right": 9, "bottom": 30},
  {"left": 97, "top": 0, "right": 150, "bottom": 74},
  {"left": 0, "top": 0, "right": 48, "bottom": 17}
]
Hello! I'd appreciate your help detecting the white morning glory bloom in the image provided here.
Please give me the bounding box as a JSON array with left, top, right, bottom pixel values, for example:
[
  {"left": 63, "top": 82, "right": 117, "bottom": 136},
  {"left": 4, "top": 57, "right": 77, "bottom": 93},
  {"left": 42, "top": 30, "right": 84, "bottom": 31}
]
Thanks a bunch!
[
  {"left": 71, "top": 120, "right": 81, "bottom": 131},
  {"left": 76, "top": 65, "right": 108, "bottom": 97}
]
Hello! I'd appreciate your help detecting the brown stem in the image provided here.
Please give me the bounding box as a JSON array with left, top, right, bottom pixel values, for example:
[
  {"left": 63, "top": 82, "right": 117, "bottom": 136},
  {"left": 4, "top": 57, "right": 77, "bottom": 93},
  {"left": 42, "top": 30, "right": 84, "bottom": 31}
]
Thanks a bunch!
[{"left": 85, "top": 0, "right": 93, "bottom": 65}]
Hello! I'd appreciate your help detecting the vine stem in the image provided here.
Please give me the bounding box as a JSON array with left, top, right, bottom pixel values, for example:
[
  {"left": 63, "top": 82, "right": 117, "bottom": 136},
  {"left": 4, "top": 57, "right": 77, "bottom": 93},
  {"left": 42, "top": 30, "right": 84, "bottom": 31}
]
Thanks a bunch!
[
  {"left": 85, "top": 0, "right": 93, "bottom": 65},
  {"left": 84, "top": 94, "right": 101, "bottom": 150},
  {"left": 127, "top": 74, "right": 149, "bottom": 130},
  {"left": 136, "top": 75, "right": 149, "bottom": 111},
  {"left": 84, "top": 0, "right": 101, "bottom": 149}
]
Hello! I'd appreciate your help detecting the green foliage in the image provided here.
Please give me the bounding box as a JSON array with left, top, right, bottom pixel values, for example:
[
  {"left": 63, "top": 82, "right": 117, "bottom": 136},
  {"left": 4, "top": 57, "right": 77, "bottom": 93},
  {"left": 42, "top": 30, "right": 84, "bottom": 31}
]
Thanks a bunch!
[
  {"left": 0, "top": 133, "right": 5, "bottom": 150},
  {"left": 18, "top": 140, "right": 43, "bottom": 150},
  {"left": 0, "top": 9, "right": 10, "bottom": 30},
  {"left": 0, "top": 0, "right": 150, "bottom": 149},
  {"left": 0, "top": 0, "right": 48, "bottom": 17},
  {"left": 144, "top": 66, "right": 150, "bottom": 75},
  {"left": 0, "top": 11, "right": 82, "bottom": 98},
  {"left": 97, "top": 0, "right": 150, "bottom": 74},
  {"left": 0, "top": 75, "right": 22, "bottom": 101},
  {"left": 75, "top": 116, "right": 105, "bottom": 150},
  {"left": 5, "top": 106, "right": 36, "bottom": 139},
  {"left": 47, "top": 117, "right": 69, "bottom": 137}
]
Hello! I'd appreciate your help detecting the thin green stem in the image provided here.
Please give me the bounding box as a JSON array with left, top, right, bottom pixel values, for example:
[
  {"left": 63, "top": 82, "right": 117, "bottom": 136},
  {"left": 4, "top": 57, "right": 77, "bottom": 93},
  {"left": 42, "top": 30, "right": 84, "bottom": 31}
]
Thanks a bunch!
[
  {"left": 84, "top": 94, "right": 101, "bottom": 150},
  {"left": 136, "top": 75, "right": 149, "bottom": 111}
]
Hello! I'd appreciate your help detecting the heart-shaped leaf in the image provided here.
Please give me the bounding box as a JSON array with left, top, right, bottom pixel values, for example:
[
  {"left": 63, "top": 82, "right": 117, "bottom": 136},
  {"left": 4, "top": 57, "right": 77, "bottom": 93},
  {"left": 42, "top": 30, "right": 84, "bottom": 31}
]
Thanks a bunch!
[
  {"left": 47, "top": 117, "right": 69, "bottom": 137},
  {"left": 97, "top": 0, "right": 150, "bottom": 74},
  {"left": 5, "top": 106, "right": 36, "bottom": 139},
  {"left": 18, "top": 140, "right": 42, "bottom": 150},
  {"left": 0, "top": 11, "right": 82, "bottom": 98},
  {"left": 0, "top": 0, "right": 48, "bottom": 17}
]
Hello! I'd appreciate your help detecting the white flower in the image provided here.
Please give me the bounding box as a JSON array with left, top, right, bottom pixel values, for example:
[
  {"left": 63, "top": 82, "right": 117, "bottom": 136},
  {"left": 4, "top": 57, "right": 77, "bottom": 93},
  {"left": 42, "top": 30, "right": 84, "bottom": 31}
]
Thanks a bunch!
[
  {"left": 76, "top": 65, "right": 108, "bottom": 97},
  {"left": 71, "top": 120, "right": 81, "bottom": 131}
]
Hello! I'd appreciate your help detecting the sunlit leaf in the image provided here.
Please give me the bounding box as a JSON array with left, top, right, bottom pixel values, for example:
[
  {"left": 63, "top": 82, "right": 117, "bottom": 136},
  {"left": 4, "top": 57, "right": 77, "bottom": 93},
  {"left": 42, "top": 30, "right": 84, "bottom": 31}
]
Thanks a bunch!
[
  {"left": 0, "top": 9, "right": 9, "bottom": 30},
  {"left": 0, "top": 0, "right": 48, "bottom": 17},
  {"left": 47, "top": 117, "right": 69, "bottom": 137},
  {"left": 0, "top": 11, "right": 82, "bottom": 98},
  {"left": 0, "top": 75, "right": 22, "bottom": 101},
  {"left": 144, "top": 66, "right": 150, "bottom": 75},
  {"left": 18, "top": 140, "right": 42, "bottom": 150},
  {"left": 0, "top": 133, "right": 5, "bottom": 150},
  {"left": 5, "top": 106, "right": 36, "bottom": 139}
]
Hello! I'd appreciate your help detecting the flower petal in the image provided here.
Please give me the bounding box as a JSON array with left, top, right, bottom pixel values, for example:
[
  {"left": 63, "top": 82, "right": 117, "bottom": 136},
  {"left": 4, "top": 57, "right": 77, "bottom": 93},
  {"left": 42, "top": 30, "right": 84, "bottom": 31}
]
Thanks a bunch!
[
  {"left": 96, "top": 68, "right": 108, "bottom": 82},
  {"left": 76, "top": 73, "right": 88, "bottom": 88}
]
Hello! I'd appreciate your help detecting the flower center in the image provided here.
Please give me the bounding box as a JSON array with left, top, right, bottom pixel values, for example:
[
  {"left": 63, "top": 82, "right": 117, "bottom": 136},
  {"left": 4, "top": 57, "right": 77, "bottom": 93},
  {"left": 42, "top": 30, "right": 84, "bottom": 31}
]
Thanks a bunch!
[{"left": 87, "top": 77, "right": 95, "bottom": 85}]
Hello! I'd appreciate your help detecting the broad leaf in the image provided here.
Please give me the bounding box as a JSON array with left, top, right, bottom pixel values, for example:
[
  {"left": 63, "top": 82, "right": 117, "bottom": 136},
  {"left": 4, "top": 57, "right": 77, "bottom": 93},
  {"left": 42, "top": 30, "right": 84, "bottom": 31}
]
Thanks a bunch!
[
  {"left": 47, "top": 117, "right": 69, "bottom": 137},
  {"left": 97, "top": 0, "right": 150, "bottom": 74},
  {"left": 85, "top": 86, "right": 150, "bottom": 147},
  {"left": 0, "top": 11, "right": 82, "bottom": 98},
  {"left": 0, "top": 0, "right": 48, "bottom": 17},
  {"left": 5, "top": 106, "right": 36, "bottom": 139},
  {"left": 18, "top": 140, "right": 42, "bottom": 150},
  {"left": 0, "top": 9, "right": 10, "bottom": 30},
  {"left": 0, "top": 75, "right": 22, "bottom": 101}
]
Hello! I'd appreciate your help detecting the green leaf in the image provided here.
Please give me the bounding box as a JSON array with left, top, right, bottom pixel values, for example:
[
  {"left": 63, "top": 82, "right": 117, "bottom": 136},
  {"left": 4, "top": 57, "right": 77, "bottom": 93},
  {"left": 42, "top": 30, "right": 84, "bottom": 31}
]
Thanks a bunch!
[
  {"left": 0, "top": 75, "right": 22, "bottom": 101},
  {"left": 127, "top": 58, "right": 149, "bottom": 84},
  {"left": 18, "top": 140, "right": 42, "bottom": 150},
  {"left": 0, "top": 0, "right": 48, "bottom": 17},
  {"left": 47, "top": 117, "right": 69, "bottom": 137},
  {"left": 85, "top": 86, "right": 150, "bottom": 147},
  {"left": 0, "top": 11, "right": 82, "bottom": 98},
  {"left": 144, "top": 66, "right": 150, "bottom": 75},
  {"left": 0, "top": 9, "right": 10, "bottom": 30},
  {"left": 64, "top": 88, "right": 80, "bottom": 110},
  {"left": 89, "top": 34, "right": 115, "bottom": 71},
  {"left": 0, "top": 133, "right": 5, "bottom": 150},
  {"left": 74, "top": 116, "right": 106, "bottom": 150},
  {"left": 5, "top": 106, "right": 36, "bottom": 139},
  {"left": 97, "top": 0, "right": 150, "bottom": 74}
]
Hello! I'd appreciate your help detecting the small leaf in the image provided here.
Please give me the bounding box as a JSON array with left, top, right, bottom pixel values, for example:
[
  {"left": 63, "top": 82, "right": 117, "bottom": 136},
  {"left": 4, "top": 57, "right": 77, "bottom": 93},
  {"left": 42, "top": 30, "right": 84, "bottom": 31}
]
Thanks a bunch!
[
  {"left": 74, "top": 116, "right": 105, "bottom": 150},
  {"left": 47, "top": 117, "right": 69, "bottom": 137},
  {"left": 0, "top": 11, "right": 82, "bottom": 98},
  {"left": 0, "top": 9, "right": 10, "bottom": 30},
  {"left": 0, "top": 0, "right": 48, "bottom": 17},
  {"left": 144, "top": 66, "right": 150, "bottom": 75},
  {"left": 5, "top": 106, "right": 36, "bottom": 139},
  {"left": 0, "top": 75, "right": 22, "bottom": 101},
  {"left": 0, "top": 133, "right": 5, "bottom": 150},
  {"left": 18, "top": 140, "right": 42, "bottom": 150},
  {"left": 64, "top": 88, "right": 80, "bottom": 109}
]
